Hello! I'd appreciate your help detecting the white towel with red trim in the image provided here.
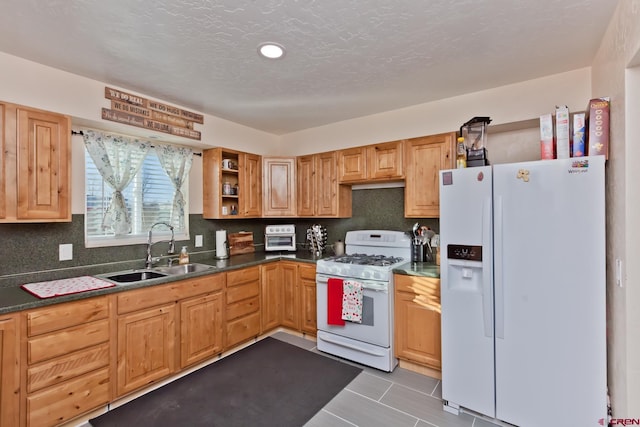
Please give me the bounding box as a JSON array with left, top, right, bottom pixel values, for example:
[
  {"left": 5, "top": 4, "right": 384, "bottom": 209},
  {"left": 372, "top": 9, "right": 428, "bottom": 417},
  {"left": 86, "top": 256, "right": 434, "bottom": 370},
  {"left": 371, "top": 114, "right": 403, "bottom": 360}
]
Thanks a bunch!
[{"left": 341, "top": 280, "right": 363, "bottom": 323}]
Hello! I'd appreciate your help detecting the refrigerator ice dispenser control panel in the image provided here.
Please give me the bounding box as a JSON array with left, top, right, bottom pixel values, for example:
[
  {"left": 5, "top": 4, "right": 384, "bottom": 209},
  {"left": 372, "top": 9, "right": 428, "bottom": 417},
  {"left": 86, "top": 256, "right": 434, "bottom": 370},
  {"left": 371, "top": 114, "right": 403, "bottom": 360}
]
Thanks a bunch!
[{"left": 447, "top": 245, "right": 482, "bottom": 261}]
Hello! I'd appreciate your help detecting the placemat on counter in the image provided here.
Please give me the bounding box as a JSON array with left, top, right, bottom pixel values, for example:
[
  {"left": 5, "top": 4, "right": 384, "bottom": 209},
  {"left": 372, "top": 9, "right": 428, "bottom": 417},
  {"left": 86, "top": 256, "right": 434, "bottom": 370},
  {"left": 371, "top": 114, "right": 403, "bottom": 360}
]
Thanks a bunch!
[{"left": 21, "top": 276, "right": 116, "bottom": 299}]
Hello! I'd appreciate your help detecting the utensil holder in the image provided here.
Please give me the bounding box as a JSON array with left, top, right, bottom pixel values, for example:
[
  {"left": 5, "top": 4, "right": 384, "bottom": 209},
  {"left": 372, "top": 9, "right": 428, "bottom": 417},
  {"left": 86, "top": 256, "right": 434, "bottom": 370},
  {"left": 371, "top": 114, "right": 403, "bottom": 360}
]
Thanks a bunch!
[{"left": 411, "top": 244, "right": 425, "bottom": 262}]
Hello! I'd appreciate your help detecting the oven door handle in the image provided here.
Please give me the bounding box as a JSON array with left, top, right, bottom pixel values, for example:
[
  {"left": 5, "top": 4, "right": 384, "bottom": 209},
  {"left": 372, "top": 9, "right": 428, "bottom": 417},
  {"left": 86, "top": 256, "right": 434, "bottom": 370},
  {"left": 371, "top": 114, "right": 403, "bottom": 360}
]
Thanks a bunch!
[
  {"left": 317, "top": 276, "right": 388, "bottom": 293},
  {"left": 360, "top": 281, "right": 388, "bottom": 292}
]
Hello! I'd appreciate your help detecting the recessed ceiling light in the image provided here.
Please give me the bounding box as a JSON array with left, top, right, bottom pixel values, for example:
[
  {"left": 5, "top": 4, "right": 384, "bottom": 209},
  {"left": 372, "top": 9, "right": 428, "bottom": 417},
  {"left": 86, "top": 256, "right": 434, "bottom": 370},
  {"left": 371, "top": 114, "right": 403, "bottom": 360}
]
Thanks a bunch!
[{"left": 258, "top": 42, "right": 285, "bottom": 59}]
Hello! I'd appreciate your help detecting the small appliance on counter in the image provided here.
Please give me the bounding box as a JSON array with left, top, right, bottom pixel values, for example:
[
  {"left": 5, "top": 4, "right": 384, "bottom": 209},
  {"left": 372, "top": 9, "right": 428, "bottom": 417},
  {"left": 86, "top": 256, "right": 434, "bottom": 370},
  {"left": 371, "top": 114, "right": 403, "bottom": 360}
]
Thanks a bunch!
[{"left": 264, "top": 224, "right": 296, "bottom": 252}]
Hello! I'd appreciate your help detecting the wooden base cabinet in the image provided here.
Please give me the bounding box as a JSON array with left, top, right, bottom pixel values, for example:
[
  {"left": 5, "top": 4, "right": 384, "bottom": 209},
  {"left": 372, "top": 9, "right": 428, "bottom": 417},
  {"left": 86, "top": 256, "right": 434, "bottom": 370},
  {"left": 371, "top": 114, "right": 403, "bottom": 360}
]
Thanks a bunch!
[
  {"left": 394, "top": 274, "right": 441, "bottom": 370},
  {"left": 180, "top": 292, "right": 224, "bottom": 369},
  {"left": 225, "top": 267, "right": 261, "bottom": 348},
  {"left": 260, "top": 263, "right": 282, "bottom": 332},
  {"left": 116, "top": 275, "right": 224, "bottom": 397},
  {"left": 0, "top": 315, "right": 19, "bottom": 427},
  {"left": 22, "top": 297, "right": 111, "bottom": 427},
  {"left": 299, "top": 264, "right": 317, "bottom": 335},
  {"left": 117, "top": 304, "right": 176, "bottom": 397}
]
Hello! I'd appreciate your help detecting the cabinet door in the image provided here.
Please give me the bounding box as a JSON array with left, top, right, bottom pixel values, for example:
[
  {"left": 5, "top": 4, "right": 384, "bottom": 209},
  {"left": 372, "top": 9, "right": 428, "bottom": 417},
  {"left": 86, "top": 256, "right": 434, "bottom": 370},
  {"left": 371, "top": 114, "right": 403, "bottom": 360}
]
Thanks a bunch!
[
  {"left": 315, "top": 152, "right": 337, "bottom": 216},
  {"left": 394, "top": 275, "right": 441, "bottom": 369},
  {"left": 368, "top": 140, "right": 403, "bottom": 180},
  {"left": 338, "top": 147, "right": 367, "bottom": 182},
  {"left": 260, "top": 263, "right": 281, "bottom": 331},
  {"left": 296, "top": 155, "right": 315, "bottom": 217},
  {"left": 0, "top": 103, "right": 5, "bottom": 219},
  {"left": 117, "top": 304, "right": 176, "bottom": 396},
  {"left": 180, "top": 292, "right": 224, "bottom": 368},
  {"left": 242, "top": 153, "right": 262, "bottom": 217},
  {"left": 280, "top": 262, "right": 299, "bottom": 330},
  {"left": 16, "top": 107, "right": 70, "bottom": 221},
  {"left": 299, "top": 264, "right": 317, "bottom": 335},
  {"left": 404, "top": 133, "right": 454, "bottom": 218},
  {"left": 0, "top": 316, "right": 19, "bottom": 427},
  {"left": 263, "top": 157, "right": 296, "bottom": 216}
]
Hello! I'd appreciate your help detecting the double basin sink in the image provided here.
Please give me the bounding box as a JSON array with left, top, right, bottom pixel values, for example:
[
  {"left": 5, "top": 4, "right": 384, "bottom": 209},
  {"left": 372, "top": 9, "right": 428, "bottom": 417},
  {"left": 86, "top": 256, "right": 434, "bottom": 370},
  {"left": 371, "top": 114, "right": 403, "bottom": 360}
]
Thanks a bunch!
[{"left": 98, "top": 263, "right": 216, "bottom": 285}]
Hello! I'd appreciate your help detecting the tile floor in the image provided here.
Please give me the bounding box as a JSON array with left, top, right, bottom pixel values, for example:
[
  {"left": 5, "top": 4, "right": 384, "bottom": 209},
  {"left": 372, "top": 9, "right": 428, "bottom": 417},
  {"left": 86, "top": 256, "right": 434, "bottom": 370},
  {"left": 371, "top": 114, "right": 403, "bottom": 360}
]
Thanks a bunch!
[{"left": 270, "top": 331, "right": 502, "bottom": 427}]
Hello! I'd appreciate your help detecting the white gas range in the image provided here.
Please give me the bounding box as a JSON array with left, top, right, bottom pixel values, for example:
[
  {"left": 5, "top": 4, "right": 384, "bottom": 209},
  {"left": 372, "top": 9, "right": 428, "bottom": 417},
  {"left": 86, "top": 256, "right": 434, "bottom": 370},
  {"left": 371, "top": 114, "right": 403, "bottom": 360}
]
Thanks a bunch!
[{"left": 315, "top": 230, "right": 411, "bottom": 372}]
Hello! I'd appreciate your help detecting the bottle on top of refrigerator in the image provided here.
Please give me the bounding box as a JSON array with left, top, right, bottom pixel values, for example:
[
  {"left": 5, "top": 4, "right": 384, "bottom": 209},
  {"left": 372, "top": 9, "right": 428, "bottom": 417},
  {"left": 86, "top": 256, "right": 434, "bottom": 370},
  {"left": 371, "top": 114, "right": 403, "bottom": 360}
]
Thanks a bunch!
[{"left": 456, "top": 137, "right": 467, "bottom": 168}]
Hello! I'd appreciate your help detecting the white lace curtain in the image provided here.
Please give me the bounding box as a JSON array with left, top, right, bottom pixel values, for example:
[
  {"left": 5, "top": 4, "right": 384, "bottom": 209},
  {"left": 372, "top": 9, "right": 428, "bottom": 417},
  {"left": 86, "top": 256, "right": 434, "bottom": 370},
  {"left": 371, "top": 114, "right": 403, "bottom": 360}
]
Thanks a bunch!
[
  {"left": 83, "top": 130, "right": 151, "bottom": 235},
  {"left": 154, "top": 143, "right": 194, "bottom": 228}
]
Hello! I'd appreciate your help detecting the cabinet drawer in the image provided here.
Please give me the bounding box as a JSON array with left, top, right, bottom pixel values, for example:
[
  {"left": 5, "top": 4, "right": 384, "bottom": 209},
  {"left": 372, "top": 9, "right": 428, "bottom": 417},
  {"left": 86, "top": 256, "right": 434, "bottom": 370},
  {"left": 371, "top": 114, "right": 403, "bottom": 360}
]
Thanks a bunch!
[
  {"left": 117, "top": 274, "right": 224, "bottom": 314},
  {"left": 27, "top": 343, "right": 109, "bottom": 393},
  {"left": 27, "top": 367, "right": 109, "bottom": 427},
  {"left": 227, "top": 266, "right": 260, "bottom": 287},
  {"left": 226, "top": 281, "right": 259, "bottom": 305},
  {"left": 226, "top": 311, "right": 261, "bottom": 348},
  {"left": 27, "top": 296, "right": 109, "bottom": 336},
  {"left": 28, "top": 319, "right": 109, "bottom": 364},
  {"left": 226, "top": 296, "right": 259, "bottom": 321},
  {"left": 395, "top": 275, "right": 440, "bottom": 299},
  {"left": 298, "top": 264, "right": 316, "bottom": 280}
]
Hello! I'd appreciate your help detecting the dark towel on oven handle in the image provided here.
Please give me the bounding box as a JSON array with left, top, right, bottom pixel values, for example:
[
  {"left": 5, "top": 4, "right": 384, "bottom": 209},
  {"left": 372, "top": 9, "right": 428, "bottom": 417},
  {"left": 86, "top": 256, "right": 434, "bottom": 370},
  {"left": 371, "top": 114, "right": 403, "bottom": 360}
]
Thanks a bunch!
[{"left": 327, "top": 278, "right": 346, "bottom": 326}]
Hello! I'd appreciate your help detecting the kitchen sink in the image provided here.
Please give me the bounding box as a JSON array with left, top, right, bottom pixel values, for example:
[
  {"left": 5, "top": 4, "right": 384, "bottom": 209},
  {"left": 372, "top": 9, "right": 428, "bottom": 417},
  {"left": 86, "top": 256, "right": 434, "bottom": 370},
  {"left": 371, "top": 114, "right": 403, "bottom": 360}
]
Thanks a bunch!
[
  {"left": 103, "top": 270, "right": 168, "bottom": 283},
  {"left": 153, "top": 263, "right": 216, "bottom": 275},
  {"left": 98, "top": 263, "right": 216, "bottom": 285}
]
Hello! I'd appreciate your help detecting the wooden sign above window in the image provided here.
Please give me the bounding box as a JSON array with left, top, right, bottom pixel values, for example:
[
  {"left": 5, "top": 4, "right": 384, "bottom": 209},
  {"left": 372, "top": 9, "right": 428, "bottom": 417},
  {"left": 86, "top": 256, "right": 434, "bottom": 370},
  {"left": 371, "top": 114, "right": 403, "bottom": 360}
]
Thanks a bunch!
[{"left": 102, "top": 87, "right": 203, "bottom": 140}]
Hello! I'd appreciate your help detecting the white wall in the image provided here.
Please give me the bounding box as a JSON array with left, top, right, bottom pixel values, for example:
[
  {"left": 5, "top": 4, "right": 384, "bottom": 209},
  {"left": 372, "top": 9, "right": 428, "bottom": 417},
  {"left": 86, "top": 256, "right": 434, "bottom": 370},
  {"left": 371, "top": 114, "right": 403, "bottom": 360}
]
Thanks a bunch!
[
  {"left": 279, "top": 68, "right": 591, "bottom": 155},
  {"left": 0, "top": 51, "right": 280, "bottom": 155},
  {"left": 0, "top": 52, "right": 281, "bottom": 215},
  {"left": 591, "top": 0, "right": 640, "bottom": 416}
]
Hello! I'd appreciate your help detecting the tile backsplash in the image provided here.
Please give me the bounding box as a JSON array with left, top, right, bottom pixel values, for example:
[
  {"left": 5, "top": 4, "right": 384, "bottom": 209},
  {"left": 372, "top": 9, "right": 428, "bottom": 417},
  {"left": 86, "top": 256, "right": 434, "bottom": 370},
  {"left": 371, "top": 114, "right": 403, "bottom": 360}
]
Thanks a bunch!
[{"left": 0, "top": 187, "right": 438, "bottom": 286}]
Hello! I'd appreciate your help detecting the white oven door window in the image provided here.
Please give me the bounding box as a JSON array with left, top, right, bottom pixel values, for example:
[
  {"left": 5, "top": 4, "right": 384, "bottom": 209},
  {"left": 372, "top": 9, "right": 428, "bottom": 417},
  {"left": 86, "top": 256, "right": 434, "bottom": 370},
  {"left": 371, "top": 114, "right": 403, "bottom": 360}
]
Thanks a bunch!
[{"left": 316, "top": 275, "right": 391, "bottom": 347}]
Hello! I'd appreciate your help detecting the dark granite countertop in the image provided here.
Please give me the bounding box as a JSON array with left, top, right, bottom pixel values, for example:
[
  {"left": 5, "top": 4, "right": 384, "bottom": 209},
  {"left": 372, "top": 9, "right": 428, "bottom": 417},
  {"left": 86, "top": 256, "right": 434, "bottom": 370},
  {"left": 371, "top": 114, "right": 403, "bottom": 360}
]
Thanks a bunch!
[
  {"left": 393, "top": 262, "right": 440, "bottom": 278},
  {"left": 0, "top": 250, "right": 329, "bottom": 315}
]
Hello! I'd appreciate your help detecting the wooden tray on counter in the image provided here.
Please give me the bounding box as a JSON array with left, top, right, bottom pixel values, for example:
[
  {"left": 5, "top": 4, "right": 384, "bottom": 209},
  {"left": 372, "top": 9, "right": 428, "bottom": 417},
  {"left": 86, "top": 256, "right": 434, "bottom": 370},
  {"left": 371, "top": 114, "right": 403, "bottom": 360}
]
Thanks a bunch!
[{"left": 228, "top": 232, "right": 255, "bottom": 255}]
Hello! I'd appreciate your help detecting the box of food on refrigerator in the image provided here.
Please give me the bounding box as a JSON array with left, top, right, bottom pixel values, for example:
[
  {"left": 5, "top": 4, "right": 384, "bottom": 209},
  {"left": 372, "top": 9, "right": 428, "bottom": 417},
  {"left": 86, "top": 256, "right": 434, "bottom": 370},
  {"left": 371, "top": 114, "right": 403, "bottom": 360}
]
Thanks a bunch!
[
  {"left": 555, "top": 105, "right": 570, "bottom": 159},
  {"left": 539, "top": 113, "right": 554, "bottom": 159},
  {"left": 586, "top": 97, "right": 610, "bottom": 159},
  {"left": 572, "top": 113, "right": 586, "bottom": 157}
]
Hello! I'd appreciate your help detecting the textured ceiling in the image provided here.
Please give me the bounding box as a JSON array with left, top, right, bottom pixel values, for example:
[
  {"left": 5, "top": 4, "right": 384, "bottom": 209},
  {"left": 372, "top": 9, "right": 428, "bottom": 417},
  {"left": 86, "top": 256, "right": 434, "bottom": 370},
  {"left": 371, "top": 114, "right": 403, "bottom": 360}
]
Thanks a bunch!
[{"left": 0, "top": 0, "right": 619, "bottom": 135}]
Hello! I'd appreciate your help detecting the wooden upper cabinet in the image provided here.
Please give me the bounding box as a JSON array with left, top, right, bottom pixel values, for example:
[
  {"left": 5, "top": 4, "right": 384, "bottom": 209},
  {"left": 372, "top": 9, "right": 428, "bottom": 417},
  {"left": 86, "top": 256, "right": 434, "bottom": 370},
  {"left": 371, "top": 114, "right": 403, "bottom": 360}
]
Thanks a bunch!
[
  {"left": 203, "top": 148, "right": 261, "bottom": 218},
  {"left": 0, "top": 102, "right": 71, "bottom": 222},
  {"left": 404, "top": 132, "right": 455, "bottom": 218},
  {"left": 338, "top": 146, "right": 367, "bottom": 182},
  {"left": 241, "top": 152, "right": 262, "bottom": 217},
  {"left": 368, "top": 140, "right": 404, "bottom": 180},
  {"left": 296, "top": 155, "right": 315, "bottom": 217},
  {"left": 297, "top": 152, "right": 351, "bottom": 217},
  {"left": 338, "top": 140, "right": 403, "bottom": 183},
  {"left": 263, "top": 157, "right": 296, "bottom": 217}
]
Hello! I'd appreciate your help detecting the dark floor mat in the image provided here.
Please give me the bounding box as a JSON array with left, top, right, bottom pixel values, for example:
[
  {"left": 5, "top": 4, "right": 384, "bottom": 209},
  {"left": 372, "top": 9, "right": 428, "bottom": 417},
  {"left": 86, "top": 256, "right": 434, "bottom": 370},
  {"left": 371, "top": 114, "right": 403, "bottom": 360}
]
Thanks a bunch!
[{"left": 90, "top": 337, "right": 362, "bottom": 427}]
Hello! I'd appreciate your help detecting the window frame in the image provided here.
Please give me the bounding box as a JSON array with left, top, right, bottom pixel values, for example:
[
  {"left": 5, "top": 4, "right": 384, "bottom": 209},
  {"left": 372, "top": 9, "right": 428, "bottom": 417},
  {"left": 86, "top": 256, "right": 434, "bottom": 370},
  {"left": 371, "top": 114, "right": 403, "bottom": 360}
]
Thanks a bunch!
[{"left": 84, "top": 143, "right": 190, "bottom": 248}]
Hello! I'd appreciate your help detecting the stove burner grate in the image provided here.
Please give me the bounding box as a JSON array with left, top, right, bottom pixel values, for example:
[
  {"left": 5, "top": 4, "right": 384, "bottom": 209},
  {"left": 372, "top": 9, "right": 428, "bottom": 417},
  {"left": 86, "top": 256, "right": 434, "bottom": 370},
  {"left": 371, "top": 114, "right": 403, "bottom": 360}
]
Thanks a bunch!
[{"left": 326, "top": 253, "right": 405, "bottom": 266}]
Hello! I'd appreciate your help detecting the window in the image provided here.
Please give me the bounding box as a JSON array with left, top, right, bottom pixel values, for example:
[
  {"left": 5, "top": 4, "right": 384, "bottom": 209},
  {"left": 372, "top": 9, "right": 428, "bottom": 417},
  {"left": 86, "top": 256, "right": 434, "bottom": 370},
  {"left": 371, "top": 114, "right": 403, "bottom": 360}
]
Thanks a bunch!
[{"left": 85, "top": 144, "right": 190, "bottom": 247}]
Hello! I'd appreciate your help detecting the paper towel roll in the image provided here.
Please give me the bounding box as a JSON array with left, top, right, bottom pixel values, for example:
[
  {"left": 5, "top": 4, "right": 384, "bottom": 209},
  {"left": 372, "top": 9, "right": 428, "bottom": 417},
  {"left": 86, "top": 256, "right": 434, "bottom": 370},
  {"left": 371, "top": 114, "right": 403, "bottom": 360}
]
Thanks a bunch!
[{"left": 216, "top": 230, "right": 228, "bottom": 259}]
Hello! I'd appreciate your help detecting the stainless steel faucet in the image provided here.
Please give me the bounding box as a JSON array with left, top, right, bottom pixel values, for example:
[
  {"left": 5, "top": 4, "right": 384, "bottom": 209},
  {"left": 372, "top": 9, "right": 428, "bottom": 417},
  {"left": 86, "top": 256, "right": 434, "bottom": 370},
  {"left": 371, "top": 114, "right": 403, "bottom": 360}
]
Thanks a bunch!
[{"left": 146, "top": 222, "right": 175, "bottom": 269}]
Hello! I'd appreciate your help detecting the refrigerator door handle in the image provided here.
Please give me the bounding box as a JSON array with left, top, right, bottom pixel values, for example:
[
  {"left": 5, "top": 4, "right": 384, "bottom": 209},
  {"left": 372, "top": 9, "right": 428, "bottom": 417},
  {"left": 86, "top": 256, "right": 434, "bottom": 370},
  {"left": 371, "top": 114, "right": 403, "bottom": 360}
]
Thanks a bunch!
[
  {"left": 495, "top": 196, "right": 505, "bottom": 339},
  {"left": 482, "top": 196, "right": 493, "bottom": 338}
]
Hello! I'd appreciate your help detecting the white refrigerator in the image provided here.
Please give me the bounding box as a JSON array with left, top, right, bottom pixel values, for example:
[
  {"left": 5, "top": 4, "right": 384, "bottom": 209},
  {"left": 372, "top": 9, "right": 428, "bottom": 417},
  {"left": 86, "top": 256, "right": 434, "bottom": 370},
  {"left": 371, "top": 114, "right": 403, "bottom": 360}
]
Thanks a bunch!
[{"left": 439, "top": 156, "right": 607, "bottom": 427}]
